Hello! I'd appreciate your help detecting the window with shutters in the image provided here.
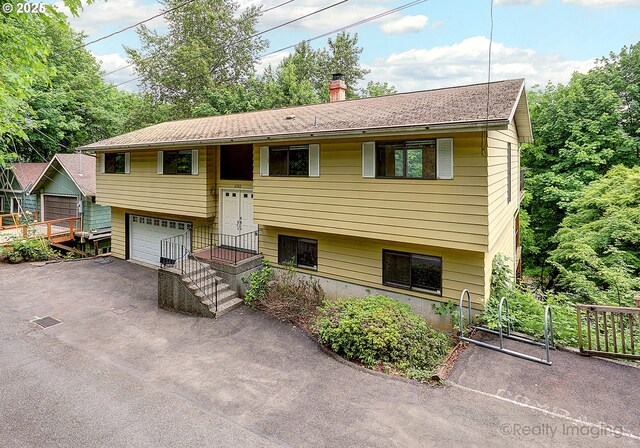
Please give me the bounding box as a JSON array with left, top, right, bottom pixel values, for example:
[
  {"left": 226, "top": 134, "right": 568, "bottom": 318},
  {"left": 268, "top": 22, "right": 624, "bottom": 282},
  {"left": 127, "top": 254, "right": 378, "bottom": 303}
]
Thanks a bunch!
[
  {"left": 269, "top": 145, "right": 309, "bottom": 176},
  {"left": 375, "top": 140, "right": 437, "bottom": 179},
  {"left": 104, "top": 152, "right": 127, "bottom": 174},
  {"left": 162, "top": 150, "right": 195, "bottom": 175}
]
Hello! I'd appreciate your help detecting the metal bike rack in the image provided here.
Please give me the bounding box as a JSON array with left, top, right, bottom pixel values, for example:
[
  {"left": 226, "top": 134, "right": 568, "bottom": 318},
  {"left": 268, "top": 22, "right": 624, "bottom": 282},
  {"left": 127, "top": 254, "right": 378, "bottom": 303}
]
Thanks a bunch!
[{"left": 458, "top": 289, "right": 555, "bottom": 365}]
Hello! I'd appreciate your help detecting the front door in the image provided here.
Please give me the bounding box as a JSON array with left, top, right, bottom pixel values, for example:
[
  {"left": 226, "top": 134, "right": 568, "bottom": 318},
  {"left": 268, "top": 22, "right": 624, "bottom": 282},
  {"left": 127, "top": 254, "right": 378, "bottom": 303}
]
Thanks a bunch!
[{"left": 220, "top": 189, "right": 257, "bottom": 252}]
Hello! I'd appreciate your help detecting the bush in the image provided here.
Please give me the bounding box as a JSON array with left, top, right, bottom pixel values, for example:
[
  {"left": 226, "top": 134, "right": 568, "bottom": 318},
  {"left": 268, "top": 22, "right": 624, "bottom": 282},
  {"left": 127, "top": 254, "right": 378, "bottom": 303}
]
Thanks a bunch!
[
  {"left": 1, "top": 237, "right": 57, "bottom": 263},
  {"left": 485, "top": 253, "right": 578, "bottom": 346},
  {"left": 313, "top": 295, "right": 451, "bottom": 381},
  {"left": 242, "top": 259, "right": 325, "bottom": 326}
]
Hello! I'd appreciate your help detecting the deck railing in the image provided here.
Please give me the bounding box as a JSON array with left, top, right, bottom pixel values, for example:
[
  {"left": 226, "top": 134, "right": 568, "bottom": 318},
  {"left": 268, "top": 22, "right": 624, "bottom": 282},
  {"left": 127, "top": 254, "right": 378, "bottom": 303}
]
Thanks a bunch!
[
  {"left": 189, "top": 224, "right": 259, "bottom": 265},
  {"left": 0, "top": 216, "right": 80, "bottom": 244},
  {"left": 0, "top": 211, "right": 40, "bottom": 229},
  {"left": 577, "top": 304, "right": 640, "bottom": 360}
]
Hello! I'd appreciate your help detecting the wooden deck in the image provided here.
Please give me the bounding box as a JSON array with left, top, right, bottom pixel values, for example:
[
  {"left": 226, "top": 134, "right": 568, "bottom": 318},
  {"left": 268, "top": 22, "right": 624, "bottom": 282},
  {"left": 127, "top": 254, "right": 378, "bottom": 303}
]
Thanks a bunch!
[
  {"left": 0, "top": 215, "right": 81, "bottom": 245},
  {"left": 192, "top": 246, "right": 259, "bottom": 265}
]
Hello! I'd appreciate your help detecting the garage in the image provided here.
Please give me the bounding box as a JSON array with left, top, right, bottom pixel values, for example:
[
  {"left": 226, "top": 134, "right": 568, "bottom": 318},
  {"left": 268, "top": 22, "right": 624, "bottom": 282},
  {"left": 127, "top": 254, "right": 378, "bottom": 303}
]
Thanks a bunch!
[
  {"left": 129, "top": 215, "right": 191, "bottom": 266},
  {"left": 43, "top": 195, "right": 78, "bottom": 221}
]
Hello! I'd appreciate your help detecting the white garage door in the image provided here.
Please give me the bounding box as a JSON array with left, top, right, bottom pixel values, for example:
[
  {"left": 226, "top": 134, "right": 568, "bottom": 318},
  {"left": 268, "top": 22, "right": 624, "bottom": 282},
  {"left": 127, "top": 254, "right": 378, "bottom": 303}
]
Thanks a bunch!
[{"left": 129, "top": 215, "right": 191, "bottom": 266}]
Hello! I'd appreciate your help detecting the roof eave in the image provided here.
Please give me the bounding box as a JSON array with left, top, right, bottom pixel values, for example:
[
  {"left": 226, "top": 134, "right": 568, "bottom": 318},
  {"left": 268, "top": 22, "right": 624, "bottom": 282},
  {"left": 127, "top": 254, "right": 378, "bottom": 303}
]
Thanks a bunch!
[{"left": 79, "top": 120, "right": 510, "bottom": 151}]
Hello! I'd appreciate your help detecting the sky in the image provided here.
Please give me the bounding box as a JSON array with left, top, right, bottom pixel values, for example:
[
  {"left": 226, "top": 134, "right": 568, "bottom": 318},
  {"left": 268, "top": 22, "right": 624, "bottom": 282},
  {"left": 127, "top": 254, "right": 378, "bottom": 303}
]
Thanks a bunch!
[{"left": 50, "top": 0, "right": 640, "bottom": 93}]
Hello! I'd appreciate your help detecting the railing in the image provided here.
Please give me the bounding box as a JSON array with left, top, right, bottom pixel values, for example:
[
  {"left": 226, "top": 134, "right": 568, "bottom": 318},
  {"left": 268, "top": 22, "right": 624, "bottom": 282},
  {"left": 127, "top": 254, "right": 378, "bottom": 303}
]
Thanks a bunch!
[
  {"left": 189, "top": 224, "right": 259, "bottom": 266},
  {"left": 577, "top": 304, "right": 640, "bottom": 360},
  {"left": 0, "top": 216, "right": 80, "bottom": 244},
  {"left": 0, "top": 211, "right": 40, "bottom": 229},
  {"left": 160, "top": 230, "right": 218, "bottom": 313}
]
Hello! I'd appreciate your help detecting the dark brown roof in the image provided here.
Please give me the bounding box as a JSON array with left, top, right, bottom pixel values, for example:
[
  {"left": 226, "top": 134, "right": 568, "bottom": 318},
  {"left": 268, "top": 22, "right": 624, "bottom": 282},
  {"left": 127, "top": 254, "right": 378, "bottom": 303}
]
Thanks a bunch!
[
  {"left": 11, "top": 163, "right": 47, "bottom": 190},
  {"left": 81, "top": 79, "right": 528, "bottom": 150},
  {"left": 30, "top": 154, "right": 96, "bottom": 196}
]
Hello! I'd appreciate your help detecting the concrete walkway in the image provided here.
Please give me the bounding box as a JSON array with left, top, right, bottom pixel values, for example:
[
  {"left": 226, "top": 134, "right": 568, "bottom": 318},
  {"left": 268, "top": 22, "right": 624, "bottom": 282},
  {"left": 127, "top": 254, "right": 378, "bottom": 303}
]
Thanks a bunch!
[{"left": 0, "top": 258, "right": 638, "bottom": 447}]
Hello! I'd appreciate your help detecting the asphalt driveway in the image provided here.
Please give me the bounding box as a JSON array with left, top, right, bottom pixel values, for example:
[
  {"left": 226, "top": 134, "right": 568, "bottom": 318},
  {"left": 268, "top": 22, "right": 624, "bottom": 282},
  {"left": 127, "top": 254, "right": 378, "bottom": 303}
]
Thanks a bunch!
[{"left": 0, "top": 258, "right": 638, "bottom": 447}]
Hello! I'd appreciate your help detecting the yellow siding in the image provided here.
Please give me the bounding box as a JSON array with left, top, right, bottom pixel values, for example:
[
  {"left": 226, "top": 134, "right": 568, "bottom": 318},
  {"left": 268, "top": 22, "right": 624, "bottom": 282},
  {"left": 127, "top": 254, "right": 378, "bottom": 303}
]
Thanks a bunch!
[
  {"left": 96, "top": 147, "right": 215, "bottom": 218},
  {"left": 261, "top": 226, "right": 486, "bottom": 309},
  {"left": 485, "top": 124, "right": 521, "bottom": 297},
  {"left": 252, "top": 133, "right": 489, "bottom": 253}
]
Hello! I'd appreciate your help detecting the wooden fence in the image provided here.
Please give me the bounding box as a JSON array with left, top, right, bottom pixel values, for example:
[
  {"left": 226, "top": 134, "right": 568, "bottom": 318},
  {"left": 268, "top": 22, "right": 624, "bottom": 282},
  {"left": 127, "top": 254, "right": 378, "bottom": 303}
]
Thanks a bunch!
[{"left": 577, "top": 304, "right": 640, "bottom": 360}]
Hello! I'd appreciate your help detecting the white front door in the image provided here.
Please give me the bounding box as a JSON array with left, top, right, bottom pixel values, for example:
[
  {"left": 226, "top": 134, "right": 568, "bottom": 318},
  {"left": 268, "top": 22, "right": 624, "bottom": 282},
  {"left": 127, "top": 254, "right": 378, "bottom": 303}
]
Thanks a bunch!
[{"left": 220, "top": 189, "right": 257, "bottom": 252}]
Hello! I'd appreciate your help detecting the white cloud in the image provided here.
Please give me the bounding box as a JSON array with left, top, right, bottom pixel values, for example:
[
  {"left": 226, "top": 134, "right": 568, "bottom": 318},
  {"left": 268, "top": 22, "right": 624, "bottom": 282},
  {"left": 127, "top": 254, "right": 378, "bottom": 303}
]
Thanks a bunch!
[
  {"left": 562, "top": 0, "right": 640, "bottom": 6},
  {"left": 93, "top": 52, "right": 140, "bottom": 91},
  {"left": 364, "top": 36, "right": 594, "bottom": 92},
  {"left": 380, "top": 15, "right": 428, "bottom": 35},
  {"left": 54, "top": 0, "right": 163, "bottom": 36}
]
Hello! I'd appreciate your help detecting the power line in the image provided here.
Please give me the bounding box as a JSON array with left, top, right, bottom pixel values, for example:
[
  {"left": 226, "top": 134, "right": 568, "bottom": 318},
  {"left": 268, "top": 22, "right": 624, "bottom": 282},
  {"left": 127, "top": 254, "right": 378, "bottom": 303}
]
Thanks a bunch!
[
  {"left": 155, "top": 0, "right": 432, "bottom": 95},
  {"left": 52, "top": 0, "right": 199, "bottom": 58},
  {"left": 103, "top": 0, "right": 347, "bottom": 86},
  {"left": 102, "top": 0, "right": 299, "bottom": 78}
]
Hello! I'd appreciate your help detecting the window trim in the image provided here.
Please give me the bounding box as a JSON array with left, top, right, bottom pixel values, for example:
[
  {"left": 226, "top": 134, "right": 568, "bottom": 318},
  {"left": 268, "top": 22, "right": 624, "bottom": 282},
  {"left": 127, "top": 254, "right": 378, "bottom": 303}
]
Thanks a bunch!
[
  {"left": 268, "top": 145, "right": 310, "bottom": 177},
  {"left": 375, "top": 139, "right": 437, "bottom": 180},
  {"left": 160, "top": 149, "right": 198, "bottom": 176},
  {"left": 104, "top": 152, "right": 128, "bottom": 174},
  {"left": 277, "top": 234, "right": 318, "bottom": 271},
  {"left": 382, "top": 249, "right": 442, "bottom": 296}
]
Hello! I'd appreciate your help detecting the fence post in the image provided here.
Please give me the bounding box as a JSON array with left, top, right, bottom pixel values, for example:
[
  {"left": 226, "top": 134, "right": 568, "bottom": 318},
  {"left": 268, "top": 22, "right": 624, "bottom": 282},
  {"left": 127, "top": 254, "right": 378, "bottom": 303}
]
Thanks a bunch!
[{"left": 576, "top": 305, "right": 584, "bottom": 354}]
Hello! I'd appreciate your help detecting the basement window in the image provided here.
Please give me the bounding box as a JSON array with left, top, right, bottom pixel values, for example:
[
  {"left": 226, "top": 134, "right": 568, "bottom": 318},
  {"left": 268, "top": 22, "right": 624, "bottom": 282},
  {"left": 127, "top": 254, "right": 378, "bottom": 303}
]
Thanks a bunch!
[
  {"left": 382, "top": 250, "right": 442, "bottom": 295},
  {"left": 278, "top": 235, "right": 317, "bottom": 270}
]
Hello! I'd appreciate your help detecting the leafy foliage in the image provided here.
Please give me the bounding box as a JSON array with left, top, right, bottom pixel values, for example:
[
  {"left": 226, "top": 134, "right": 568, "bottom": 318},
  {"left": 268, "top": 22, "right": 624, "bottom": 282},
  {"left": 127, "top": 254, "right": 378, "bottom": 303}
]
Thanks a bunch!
[
  {"left": 313, "top": 295, "right": 451, "bottom": 381},
  {"left": 522, "top": 42, "right": 640, "bottom": 287},
  {"left": 1, "top": 236, "right": 57, "bottom": 263},
  {"left": 484, "top": 254, "right": 578, "bottom": 347},
  {"left": 126, "top": 0, "right": 266, "bottom": 114},
  {"left": 242, "top": 257, "right": 273, "bottom": 307},
  {"left": 548, "top": 165, "right": 640, "bottom": 305}
]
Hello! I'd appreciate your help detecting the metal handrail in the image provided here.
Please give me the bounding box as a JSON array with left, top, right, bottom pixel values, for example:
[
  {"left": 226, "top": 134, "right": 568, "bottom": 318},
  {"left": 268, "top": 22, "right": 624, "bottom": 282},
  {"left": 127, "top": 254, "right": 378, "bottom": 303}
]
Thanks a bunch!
[{"left": 160, "top": 227, "right": 218, "bottom": 313}]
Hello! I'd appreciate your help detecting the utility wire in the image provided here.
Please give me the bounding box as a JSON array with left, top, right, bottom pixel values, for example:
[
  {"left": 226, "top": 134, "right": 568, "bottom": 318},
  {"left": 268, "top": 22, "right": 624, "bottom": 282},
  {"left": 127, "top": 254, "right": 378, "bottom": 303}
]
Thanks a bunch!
[
  {"left": 104, "top": 0, "right": 347, "bottom": 85},
  {"left": 149, "top": 0, "right": 431, "bottom": 96},
  {"left": 52, "top": 0, "right": 199, "bottom": 58},
  {"left": 102, "top": 0, "right": 300, "bottom": 78}
]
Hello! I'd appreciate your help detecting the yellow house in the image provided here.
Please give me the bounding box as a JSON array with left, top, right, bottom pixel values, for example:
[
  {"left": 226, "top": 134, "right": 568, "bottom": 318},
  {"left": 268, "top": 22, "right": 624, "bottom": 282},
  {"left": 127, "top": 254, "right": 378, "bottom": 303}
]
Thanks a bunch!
[{"left": 80, "top": 77, "right": 531, "bottom": 321}]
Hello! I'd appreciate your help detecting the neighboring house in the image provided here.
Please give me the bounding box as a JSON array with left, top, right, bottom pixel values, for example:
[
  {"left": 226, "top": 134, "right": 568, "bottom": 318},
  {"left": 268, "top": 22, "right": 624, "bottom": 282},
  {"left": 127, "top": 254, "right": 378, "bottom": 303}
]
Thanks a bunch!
[
  {"left": 29, "top": 154, "right": 112, "bottom": 254},
  {"left": 80, "top": 77, "right": 530, "bottom": 321},
  {"left": 0, "top": 162, "right": 47, "bottom": 224}
]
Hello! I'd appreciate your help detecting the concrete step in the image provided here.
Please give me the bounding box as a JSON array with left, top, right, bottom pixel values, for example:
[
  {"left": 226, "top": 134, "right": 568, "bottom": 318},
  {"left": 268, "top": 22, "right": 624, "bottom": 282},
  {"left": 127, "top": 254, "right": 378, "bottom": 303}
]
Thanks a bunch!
[{"left": 214, "top": 297, "right": 244, "bottom": 317}]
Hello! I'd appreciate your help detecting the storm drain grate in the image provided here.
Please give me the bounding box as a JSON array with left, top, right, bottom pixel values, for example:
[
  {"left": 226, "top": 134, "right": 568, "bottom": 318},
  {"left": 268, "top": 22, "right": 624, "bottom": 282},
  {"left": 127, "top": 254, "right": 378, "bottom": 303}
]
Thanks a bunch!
[{"left": 32, "top": 316, "right": 63, "bottom": 329}]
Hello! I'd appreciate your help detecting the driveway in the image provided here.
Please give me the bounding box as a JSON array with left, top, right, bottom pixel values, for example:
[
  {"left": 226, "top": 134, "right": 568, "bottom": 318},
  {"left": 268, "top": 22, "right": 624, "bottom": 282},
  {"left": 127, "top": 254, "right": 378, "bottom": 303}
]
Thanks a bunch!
[{"left": 0, "top": 258, "right": 638, "bottom": 447}]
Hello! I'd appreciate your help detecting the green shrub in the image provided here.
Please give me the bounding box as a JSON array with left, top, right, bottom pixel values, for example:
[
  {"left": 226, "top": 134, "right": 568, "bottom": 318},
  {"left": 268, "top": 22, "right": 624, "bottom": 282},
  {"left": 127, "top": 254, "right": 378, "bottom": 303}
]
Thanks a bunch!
[
  {"left": 485, "top": 253, "right": 578, "bottom": 346},
  {"left": 242, "top": 258, "right": 273, "bottom": 307},
  {"left": 1, "top": 237, "right": 57, "bottom": 263},
  {"left": 313, "top": 295, "right": 451, "bottom": 380}
]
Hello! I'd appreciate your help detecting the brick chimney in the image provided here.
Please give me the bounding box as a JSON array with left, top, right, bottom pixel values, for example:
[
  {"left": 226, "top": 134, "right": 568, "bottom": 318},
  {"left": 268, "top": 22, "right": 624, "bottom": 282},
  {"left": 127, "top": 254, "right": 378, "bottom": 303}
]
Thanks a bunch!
[{"left": 329, "top": 73, "right": 346, "bottom": 102}]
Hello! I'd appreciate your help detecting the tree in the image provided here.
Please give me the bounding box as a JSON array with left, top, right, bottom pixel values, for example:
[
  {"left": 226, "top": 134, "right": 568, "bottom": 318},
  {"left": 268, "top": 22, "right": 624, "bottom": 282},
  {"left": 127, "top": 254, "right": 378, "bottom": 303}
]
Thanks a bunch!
[
  {"left": 548, "top": 165, "right": 640, "bottom": 305},
  {"left": 14, "top": 18, "right": 137, "bottom": 161},
  {"left": 0, "top": 0, "right": 95, "bottom": 162},
  {"left": 361, "top": 81, "right": 397, "bottom": 98},
  {"left": 126, "top": 0, "right": 266, "bottom": 114},
  {"left": 521, "top": 59, "right": 638, "bottom": 278}
]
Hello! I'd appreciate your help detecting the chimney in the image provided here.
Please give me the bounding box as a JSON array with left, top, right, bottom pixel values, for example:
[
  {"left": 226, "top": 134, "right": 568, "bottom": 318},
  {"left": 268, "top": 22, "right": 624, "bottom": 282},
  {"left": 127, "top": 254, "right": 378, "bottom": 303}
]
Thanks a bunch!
[{"left": 329, "top": 73, "right": 346, "bottom": 102}]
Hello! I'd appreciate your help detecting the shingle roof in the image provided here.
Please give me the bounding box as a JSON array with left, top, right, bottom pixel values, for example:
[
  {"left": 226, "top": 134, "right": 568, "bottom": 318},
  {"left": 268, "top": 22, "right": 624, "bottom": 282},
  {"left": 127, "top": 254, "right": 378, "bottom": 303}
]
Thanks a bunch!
[
  {"left": 81, "top": 79, "right": 527, "bottom": 150},
  {"left": 11, "top": 163, "right": 47, "bottom": 190},
  {"left": 30, "top": 154, "right": 96, "bottom": 196}
]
